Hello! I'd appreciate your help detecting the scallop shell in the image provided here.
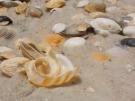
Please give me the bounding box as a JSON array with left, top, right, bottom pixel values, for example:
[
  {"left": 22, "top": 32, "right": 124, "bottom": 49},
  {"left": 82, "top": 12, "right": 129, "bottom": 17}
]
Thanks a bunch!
[
  {"left": 64, "top": 37, "right": 86, "bottom": 48},
  {"left": 90, "top": 18, "right": 122, "bottom": 34},
  {"left": 0, "top": 57, "right": 29, "bottom": 77},
  {"left": 24, "top": 50, "right": 76, "bottom": 87},
  {"left": 43, "top": 0, "right": 65, "bottom": 9},
  {"left": 16, "top": 39, "right": 45, "bottom": 60},
  {"left": 0, "top": 46, "right": 15, "bottom": 60}
]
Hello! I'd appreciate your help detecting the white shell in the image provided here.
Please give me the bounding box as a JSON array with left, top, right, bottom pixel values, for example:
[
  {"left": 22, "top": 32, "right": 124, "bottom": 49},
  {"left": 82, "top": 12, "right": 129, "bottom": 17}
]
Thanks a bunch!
[
  {"left": 123, "top": 26, "right": 135, "bottom": 36},
  {"left": 90, "top": 18, "right": 122, "bottom": 34},
  {"left": 64, "top": 37, "right": 86, "bottom": 48},
  {"left": 77, "top": 0, "right": 89, "bottom": 8},
  {"left": 0, "top": 46, "right": 15, "bottom": 59},
  {"left": 52, "top": 23, "right": 66, "bottom": 33}
]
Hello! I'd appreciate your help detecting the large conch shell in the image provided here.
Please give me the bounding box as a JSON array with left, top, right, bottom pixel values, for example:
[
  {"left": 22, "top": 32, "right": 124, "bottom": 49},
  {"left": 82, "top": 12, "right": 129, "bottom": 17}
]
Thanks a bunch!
[
  {"left": 24, "top": 50, "right": 76, "bottom": 87},
  {"left": 0, "top": 57, "right": 29, "bottom": 77},
  {"left": 16, "top": 39, "right": 46, "bottom": 60}
]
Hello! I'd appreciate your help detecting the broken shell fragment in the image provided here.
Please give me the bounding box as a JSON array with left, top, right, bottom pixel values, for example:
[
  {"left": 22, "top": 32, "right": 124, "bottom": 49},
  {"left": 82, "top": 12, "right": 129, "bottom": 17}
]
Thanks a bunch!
[
  {"left": 24, "top": 52, "right": 76, "bottom": 87},
  {"left": 0, "top": 46, "right": 15, "bottom": 60},
  {"left": 43, "top": 34, "right": 64, "bottom": 47},
  {"left": 84, "top": 0, "right": 106, "bottom": 13},
  {"left": 43, "top": 0, "right": 65, "bottom": 9},
  {"left": 52, "top": 23, "right": 66, "bottom": 33},
  {"left": 64, "top": 37, "right": 86, "bottom": 48},
  {"left": 16, "top": 39, "right": 45, "bottom": 60},
  {"left": 90, "top": 18, "right": 122, "bottom": 34},
  {"left": 15, "top": 2, "right": 28, "bottom": 14},
  {"left": 0, "top": 57, "right": 29, "bottom": 77},
  {"left": 77, "top": 0, "right": 89, "bottom": 8},
  {"left": 27, "top": 6, "right": 43, "bottom": 18}
]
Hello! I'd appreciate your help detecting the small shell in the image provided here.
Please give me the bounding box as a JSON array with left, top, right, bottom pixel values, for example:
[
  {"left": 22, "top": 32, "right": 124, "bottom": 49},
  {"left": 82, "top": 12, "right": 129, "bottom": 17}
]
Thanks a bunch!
[
  {"left": 16, "top": 39, "right": 45, "bottom": 60},
  {"left": 52, "top": 23, "right": 66, "bottom": 33},
  {"left": 27, "top": 6, "right": 43, "bottom": 18},
  {"left": 42, "top": 34, "right": 64, "bottom": 47},
  {"left": 90, "top": 18, "right": 122, "bottom": 34},
  {"left": 123, "top": 26, "right": 135, "bottom": 36},
  {"left": 0, "top": 57, "right": 29, "bottom": 77},
  {"left": 43, "top": 0, "right": 65, "bottom": 9},
  {"left": 77, "top": 0, "right": 89, "bottom": 8},
  {"left": 0, "top": 16, "right": 13, "bottom": 26},
  {"left": 84, "top": 0, "right": 106, "bottom": 13},
  {"left": 24, "top": 51, "right": 76, "bottom": 87},
  {"left": 0, "top": 46, "right": 15, "bottom": 60},
  {"left": 64, "top": 37, "right": 86, "bottom": 48},
  {"left": 15, "top": 2, "right": 28, "bottom": 14}
]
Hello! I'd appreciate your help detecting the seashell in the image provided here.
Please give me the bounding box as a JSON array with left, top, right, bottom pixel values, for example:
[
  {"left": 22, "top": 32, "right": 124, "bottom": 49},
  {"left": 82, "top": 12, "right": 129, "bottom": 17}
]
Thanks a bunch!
[
  {"left": 90, "top": 18, "right": 122, "bottom": 34},
  {"left": 0, "top": 46, "right": 15, "bottom": 60},
  {"left": 64, "top": 37, "right": 86, "bottom": 48},
  {"left": 0, "top": 57, "right": 29, "bottom": 77},
  {"left": 27, "top": 6, "right": 43, "bottom": 18},
  {"left": 123, "top": 13, "right": 135, "bottom": 26},
  {"left": 0, "top": 16, "right": 13, "bottom": 26},
  {"left": 0, "top": 0, "right": 21, "bottom": 8},
  {"left": 120, "top": 38, "right": 135, "bottom": 47},
  {"left": 15, "top": 2, "right": 28, "bottom": 14},
  {"left": 84, "top": 0, "right": 106, "bottom": 13},
  {"left": 52, "top": 23, "right": 66, "bottom": 33},
  {"left": 77, "top": 0, "right": 89, "bottom": 8},
  {"left": 24, "top": 51, "right": 76, "bottom": 87},
  {"left": 90, "top": 51, "right": 109, "bottom": 61},
  {"left": 43, "top": 0, "right": 65, "bottom": 9},
  {"left": 123, "top": 26, "right": 135, "bottom": 36},
  {"left": 16, "top": 39, "right": 45, "bottom": 60},
  {"left": 42, "top": 34, "right": 64, "bottom": 47}
]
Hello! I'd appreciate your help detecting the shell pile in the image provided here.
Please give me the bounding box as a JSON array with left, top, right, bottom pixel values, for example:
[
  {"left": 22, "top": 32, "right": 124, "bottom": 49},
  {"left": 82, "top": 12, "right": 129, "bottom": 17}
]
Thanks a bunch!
[{"left": 0, "top": 38, "right": 77, "bottom": 87}]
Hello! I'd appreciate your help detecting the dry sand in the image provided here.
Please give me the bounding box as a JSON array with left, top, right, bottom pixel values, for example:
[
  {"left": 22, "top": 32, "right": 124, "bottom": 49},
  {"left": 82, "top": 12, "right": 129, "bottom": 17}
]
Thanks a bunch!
[{"left": 0, "top": 0, "right": 135, "bottom": 101}]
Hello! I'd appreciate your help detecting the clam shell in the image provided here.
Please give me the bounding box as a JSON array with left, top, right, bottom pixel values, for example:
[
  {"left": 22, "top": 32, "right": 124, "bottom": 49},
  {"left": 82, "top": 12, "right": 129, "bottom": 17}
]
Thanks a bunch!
[
  {"left": 77, "top": 0, "right": 89, "bottom": 8},
  {"left": 24, "top": 52, "right": 76, "bottom": 87},
  {"left": 64, "top": 37, "right": 86, "bottom": 48},
  {"left": 123, "top": 26, "right": 135, "bottom": 36},
  {"left": 0, "top": 57, "right": 29, "bottom": 77},
  {"left": 0, "top": 46, "right": 15, "bottom": 60},
  {"left": 90, "top": 18, "right": 122, "bottom": 34},
  {"left": 52, "top": 23, "right": 66, "bottom": 33},
  {"left": 44, "top": 0, "right": 65, "bottom": 9}
]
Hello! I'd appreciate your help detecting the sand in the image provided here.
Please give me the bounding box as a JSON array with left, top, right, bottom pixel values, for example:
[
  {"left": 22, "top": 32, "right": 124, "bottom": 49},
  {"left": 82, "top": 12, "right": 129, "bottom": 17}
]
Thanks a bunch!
[{"left": 0, "top": 0, "right": 135, "bottom": 101}]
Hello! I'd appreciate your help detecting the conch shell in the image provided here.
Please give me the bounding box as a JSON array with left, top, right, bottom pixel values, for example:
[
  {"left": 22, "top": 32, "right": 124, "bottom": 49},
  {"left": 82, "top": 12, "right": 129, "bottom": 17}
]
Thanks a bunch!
[
  {"left": 24, "top": 50, "right": 76, "bottom": 87},
  {"left": 0, "top": 57, "right": 29, "bottom": 77}
]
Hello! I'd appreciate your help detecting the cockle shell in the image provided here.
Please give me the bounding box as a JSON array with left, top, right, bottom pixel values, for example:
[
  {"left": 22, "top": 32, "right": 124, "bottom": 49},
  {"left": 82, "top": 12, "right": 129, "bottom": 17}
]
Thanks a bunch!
[
  {"left": 90, "top": 18, "right": 122, "bottom": 34},
  {"left": 24, "top": 50, "right": 76, "bottom": 87},
  {"left": 43, "top": 0, "right": 65, "bottom": 9},
  {"left": 16, "top": 39, "right": 45, "bottom": 60},
  {"left": 0, "top": 57, "right": 29, "bottom": 77}
]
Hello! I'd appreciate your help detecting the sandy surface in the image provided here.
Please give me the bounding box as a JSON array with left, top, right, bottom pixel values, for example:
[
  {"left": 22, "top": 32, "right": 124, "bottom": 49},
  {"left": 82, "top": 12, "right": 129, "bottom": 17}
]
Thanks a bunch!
[{"left": 0, "top": 0, "right": 135, "bottom": 101}]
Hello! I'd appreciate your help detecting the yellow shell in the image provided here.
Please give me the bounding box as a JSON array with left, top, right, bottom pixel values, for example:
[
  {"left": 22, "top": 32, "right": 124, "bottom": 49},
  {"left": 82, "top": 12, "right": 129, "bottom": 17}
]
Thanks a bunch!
[
  {"left": 0, "top": 57, "right": 29, "bottom": 77},
  {"left": 43, "top": 0, "right": 65, "bottom": 9},
  {"left": 24, "top": 50, "right": 76, "bottom": 87}
]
